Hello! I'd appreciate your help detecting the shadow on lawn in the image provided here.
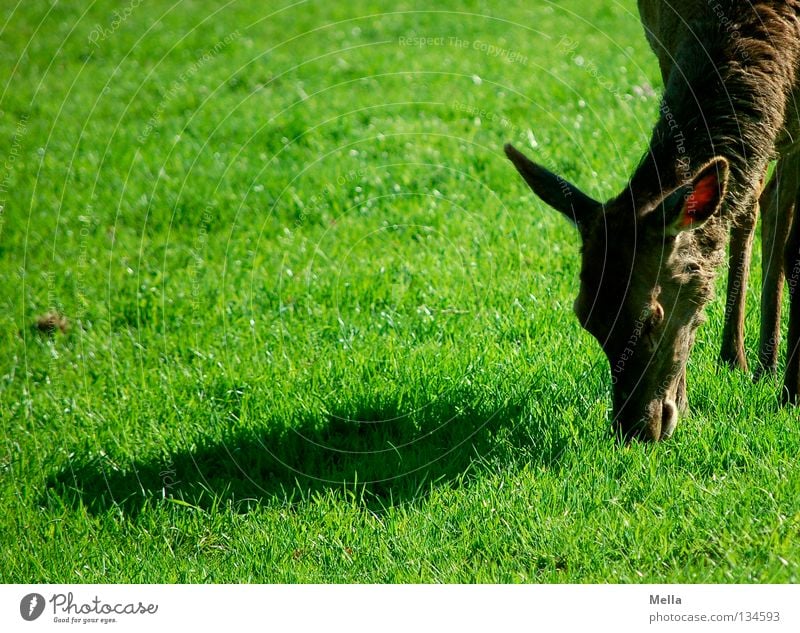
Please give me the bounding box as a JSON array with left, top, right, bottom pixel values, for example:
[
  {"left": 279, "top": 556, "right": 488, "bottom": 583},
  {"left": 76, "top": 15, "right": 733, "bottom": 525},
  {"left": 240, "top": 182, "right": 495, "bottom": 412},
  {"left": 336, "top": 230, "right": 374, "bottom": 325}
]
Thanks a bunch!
[{"left": 45, "top": 388, "right": 570, "bottom": 515}]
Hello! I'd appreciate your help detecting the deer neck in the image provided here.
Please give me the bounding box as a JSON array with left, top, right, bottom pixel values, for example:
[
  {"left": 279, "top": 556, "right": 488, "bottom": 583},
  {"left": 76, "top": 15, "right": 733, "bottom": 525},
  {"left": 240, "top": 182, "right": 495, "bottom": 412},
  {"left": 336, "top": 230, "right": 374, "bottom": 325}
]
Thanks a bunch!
[{"left": 630, "top": 13, "right": 800, "bottom": 221}]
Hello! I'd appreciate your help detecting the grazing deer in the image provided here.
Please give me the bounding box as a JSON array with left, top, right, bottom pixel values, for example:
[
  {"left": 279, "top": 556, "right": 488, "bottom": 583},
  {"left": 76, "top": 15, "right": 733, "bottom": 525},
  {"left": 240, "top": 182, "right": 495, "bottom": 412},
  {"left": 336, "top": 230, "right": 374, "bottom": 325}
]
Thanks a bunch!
[{"left": 505, "top": 1, "right": 800, "bottom": 441}]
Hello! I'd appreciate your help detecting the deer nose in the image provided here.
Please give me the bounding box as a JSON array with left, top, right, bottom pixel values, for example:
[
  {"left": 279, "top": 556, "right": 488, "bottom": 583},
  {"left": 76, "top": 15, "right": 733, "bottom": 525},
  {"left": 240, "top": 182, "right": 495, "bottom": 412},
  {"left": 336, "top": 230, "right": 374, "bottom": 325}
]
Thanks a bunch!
[
  {"left": 660, "top": 400, "right": 678, "bottom": 439},
  {"left": 614, "top": 399, "right": 678, "bottom": 442}
]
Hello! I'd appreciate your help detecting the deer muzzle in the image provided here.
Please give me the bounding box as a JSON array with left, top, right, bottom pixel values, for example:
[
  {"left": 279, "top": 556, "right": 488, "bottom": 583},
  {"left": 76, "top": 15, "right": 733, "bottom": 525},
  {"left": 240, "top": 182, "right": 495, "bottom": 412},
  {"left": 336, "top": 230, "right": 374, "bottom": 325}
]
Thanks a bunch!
[{"left": 615, "top": 395, "right": 680, "bottom": 442}]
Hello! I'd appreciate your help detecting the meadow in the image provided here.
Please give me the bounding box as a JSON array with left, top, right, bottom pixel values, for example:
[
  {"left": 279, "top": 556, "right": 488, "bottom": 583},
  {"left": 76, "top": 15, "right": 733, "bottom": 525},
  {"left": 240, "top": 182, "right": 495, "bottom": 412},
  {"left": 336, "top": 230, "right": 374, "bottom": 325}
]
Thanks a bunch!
[{"left": 1, "top": 0, "right": 798, "bottom": 583}]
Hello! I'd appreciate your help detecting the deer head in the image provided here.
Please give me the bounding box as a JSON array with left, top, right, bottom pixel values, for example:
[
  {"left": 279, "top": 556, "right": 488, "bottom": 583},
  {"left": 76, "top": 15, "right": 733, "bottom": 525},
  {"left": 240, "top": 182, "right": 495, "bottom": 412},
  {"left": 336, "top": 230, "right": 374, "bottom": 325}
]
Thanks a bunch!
[{"left": 505, "top": 143, "right": 729, "bottom": 441}]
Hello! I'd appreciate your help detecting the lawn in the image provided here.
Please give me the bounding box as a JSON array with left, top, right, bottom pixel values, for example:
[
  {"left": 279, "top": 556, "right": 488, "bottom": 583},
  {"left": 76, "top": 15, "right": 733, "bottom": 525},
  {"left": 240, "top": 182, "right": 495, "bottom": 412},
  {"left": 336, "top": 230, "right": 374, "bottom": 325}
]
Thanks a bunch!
[{"left": 1, "top": 0, "right": 799, "bottom": 583}]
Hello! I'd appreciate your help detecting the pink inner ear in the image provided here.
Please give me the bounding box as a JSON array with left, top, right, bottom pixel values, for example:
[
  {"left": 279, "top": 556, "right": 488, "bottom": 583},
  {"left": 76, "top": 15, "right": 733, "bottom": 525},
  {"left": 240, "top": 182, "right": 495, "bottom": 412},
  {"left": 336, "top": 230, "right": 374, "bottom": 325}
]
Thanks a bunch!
[{"left": 680, "top": 173, "right": 719, "bottom": 227}]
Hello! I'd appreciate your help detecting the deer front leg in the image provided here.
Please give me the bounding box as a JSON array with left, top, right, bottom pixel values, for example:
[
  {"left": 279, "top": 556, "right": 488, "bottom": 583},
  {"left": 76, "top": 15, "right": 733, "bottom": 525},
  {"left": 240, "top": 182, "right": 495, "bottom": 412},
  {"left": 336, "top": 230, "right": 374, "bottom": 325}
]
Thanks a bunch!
[
  {"left": 720, "top": 206, "right": 758, "bottom": 371},
  {"left": 783, "top": 204, "right": 800, "bottom": 403},
  {"left": 757, "top": 165, "right": 794, "bottom": 377}
]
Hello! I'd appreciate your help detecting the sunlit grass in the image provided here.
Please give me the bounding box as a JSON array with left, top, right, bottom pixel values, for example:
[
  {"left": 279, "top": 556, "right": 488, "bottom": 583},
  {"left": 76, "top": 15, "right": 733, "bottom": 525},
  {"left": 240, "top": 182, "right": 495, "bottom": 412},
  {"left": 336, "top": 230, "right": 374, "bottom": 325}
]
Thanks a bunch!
[{"left": 1, "top": 0, "right": 798, "bottom": 583}]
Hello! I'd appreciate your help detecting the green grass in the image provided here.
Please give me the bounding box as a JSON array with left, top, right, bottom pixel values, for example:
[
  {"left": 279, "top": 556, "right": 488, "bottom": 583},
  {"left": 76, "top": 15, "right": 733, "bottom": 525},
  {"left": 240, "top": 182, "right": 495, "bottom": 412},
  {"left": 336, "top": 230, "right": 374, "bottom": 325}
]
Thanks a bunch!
[{"left": 1, "top": 0, "right": 799, "bottom": 583}]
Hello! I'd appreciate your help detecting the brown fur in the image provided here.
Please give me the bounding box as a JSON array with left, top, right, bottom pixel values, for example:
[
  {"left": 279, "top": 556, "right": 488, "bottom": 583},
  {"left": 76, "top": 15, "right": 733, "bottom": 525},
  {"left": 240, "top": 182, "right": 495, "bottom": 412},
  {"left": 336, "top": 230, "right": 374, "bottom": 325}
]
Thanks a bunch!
[
  {"left": 506, "top": 1, "right": 800, "bottom": 440},
  {"left": 34, "top": 312, "right": 69, "bottom": 334},
  {"left": 758, "top": 158, "right": 797, "bottom": 376}
]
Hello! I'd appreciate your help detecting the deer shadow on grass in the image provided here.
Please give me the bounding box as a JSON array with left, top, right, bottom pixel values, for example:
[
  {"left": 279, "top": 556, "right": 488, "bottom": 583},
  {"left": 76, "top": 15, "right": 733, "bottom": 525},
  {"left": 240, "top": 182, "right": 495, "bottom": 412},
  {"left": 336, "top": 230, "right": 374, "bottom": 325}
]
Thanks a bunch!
[{"left": 44, "top": 386, "right": 573, "bottom": 516}]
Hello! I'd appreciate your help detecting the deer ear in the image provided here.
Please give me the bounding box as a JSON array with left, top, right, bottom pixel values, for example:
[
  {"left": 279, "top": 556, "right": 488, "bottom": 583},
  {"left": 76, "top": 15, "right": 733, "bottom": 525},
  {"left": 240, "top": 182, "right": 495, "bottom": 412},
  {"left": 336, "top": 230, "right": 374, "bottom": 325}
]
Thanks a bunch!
[
  {"left": 504, "top": 143, "right": 600, "bottom": 228},
  {"left": 664, "top": 157, "right": 729, "bottom": 235}
]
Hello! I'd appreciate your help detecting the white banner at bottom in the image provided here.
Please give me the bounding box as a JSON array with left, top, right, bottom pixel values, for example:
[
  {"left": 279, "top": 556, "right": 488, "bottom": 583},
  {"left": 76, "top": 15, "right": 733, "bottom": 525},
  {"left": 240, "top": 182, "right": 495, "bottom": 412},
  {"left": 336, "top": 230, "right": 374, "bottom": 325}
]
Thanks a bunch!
[{"left": 1, "top": 584, "right": 797, "bottom": 632}]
